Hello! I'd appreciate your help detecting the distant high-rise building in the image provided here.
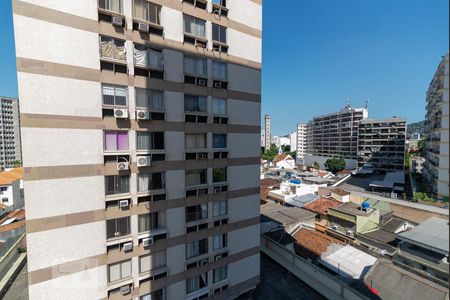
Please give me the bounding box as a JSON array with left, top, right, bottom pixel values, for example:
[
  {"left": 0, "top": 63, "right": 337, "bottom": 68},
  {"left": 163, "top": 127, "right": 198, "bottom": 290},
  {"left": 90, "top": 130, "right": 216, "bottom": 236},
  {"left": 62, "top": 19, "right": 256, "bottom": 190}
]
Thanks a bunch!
[
  {"left": 306, "top": 121, "right": 314, "bottom": 155},
  {"left": 265, "top": 114, "right": 271, "bottom": 151},
  {"left": 424, "top": 54, "right": 449, "bottom": 201},
  {"left": 0, "top": 97, "right": 21, "bottom": 168},
  {"left": 13, "top": 0, "right": 262, "bottom": 298},
  {"left": 296, "top": 123, "right": 307, "bottom": 161},
  {"left": 357, "top": 117, "right": 407, "bottom": 172},
  {"left": 261, "top": 129, "right": 266, "bottom": 148},
  {"left": 289, "top": 131, "right": 297, "bottom": 152}
]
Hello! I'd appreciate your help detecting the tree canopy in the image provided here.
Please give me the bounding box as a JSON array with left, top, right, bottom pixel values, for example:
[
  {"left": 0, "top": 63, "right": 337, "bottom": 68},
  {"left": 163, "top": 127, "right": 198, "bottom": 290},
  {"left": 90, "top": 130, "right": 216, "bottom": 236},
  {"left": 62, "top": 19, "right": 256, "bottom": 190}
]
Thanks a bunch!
[{"left": 324, "top": 158, "right": 346, "bottom": 173}]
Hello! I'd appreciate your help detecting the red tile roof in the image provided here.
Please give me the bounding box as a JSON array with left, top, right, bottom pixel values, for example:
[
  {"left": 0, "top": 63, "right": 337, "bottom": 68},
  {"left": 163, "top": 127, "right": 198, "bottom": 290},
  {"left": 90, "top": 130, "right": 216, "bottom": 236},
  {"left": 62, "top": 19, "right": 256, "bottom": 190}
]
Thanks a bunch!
[
  {"left": 331, "top": 188, "right": 351, "bottom": 196},
  {"left": 303, "top": 197, "right": 342, "bottom": 215},
  {"left": 0, "top": 168, "right": 23, "bottom": 185},
  {"left": 0, "top": 209, "right": 26, "bottom": 233},
  {"left": 273, "top": 154, "right": 294, "bottom": 164},
  {"left": 260, "top": 179, "right": 281, "bottom": 200},
  {"left": 293, "top": 228, "right": 344, "bottom": 259}
]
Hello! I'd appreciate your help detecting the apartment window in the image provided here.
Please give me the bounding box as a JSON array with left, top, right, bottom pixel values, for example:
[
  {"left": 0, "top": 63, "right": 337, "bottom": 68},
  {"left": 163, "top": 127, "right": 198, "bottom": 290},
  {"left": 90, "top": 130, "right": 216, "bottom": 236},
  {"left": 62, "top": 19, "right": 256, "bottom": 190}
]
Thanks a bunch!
[
  {"left": 185, "top": 95, "right": 207, "bottom": 113},
  {"left": 186, "top": 238, "right": 208, "bottom": 259},
  {"left": 106, "top": 217, "right": 131, "bottom": 239},
  {"left": 213, "top": 201, "right": 227, "bottom": 217},
  {"left": 213, "top": 233, "right": 227, "bottom": 250},
  {"left": 100, "top": 36, "right": 126, "bottom": 61},
  {"left": 186, "top": 273, "right": 208, "bottom": 294},
  {"left": 108, "top": 260, "right": 132, "bottom": 283},
  {"left": 213, "top": 168, "right": 227, "bottom": 183},
  {"left": 138, "top": 173, "right": 165, "bottom": 192},
  {"left": 139, "top": 251, "right": 166, "bottom": 273},
  {"left": 138, "top": 213, "right": 159, "bottom": 232},
  {"left": 105, "top": 175, "right": 130, "bottom": 195},
  {"left": 140, "top": 290, "right": 164, "bottom": 300},
  {"left": 184, "top": 57, "right": 207, "bottom": 77},
  {"left": 186, "top": 169, "right": 207, "bottom": 187},
  {"left": 99, "top": 0, "right": 123, "bottom": 13},
  {"left": 213, "top": 98, "right": 227, "bottom": 115},
  {"left": 212, "top": 24, "right": 227, "bottom": 44},
  {"left": 134, "top": 45, "right": 163, "bottom": 68},
  {"left": 102, "top": 84, "right": 127, "bottom": 106},
  {"left": 212, "top": 0, "right": 226, "bottom": 6},
  {"left": 136, "top": 89, "right": 164, "bottom": 110},
  {"left": 213, "top": 134, "right": 227, "bottom": 148},
  {"left": 213, "top": 266, "right": 227, "bottom": 283},
  {"left": 136, "top": 132, "right": 165, "bottom": 150},
  {"left": 183, "top": 15, "right": 206, "bottom": 37},
  {"left": 185, "top": 134, "right": 207, "bottom": 149},
  {"left": 213, "top": 61, "right": 228, "bottom": 81},
  {"left": 186, "top": 204, "right": 208, "bottom": 222},
  {"left": 133, "top": 0, "right": 161, "bottom": 24},
  {"left": 104, "top": 131, "right": 129, "bottom": 151}
]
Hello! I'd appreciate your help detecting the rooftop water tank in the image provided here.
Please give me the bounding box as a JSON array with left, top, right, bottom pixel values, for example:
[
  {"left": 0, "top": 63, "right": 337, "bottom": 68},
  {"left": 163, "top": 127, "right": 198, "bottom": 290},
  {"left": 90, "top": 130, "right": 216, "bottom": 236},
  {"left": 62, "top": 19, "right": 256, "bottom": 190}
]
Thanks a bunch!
[
  {"left": 361, "top": 202, "right": 371, "bottom": 211},
  {"left": 290, "top": 179, "right": 301, "bottom": 185}
]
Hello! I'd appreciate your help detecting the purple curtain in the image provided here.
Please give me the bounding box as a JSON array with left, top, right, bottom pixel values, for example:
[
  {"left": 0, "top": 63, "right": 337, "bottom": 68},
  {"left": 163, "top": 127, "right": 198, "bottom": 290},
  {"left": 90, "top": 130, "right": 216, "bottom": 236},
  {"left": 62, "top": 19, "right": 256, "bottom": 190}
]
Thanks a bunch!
[
  {"left": 117, "top": 132, "right": 129, "bottom": 150},
  {"left": 104, "top": 131, "right": 117, "bottom": 151}
]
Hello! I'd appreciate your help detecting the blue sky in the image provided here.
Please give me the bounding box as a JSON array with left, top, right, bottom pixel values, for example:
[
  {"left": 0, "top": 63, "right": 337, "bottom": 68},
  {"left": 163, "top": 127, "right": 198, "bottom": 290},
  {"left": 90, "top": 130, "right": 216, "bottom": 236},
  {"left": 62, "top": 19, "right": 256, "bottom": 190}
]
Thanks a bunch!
[{"left": 0, "top": 1, "right": 448, "bottom": 136}]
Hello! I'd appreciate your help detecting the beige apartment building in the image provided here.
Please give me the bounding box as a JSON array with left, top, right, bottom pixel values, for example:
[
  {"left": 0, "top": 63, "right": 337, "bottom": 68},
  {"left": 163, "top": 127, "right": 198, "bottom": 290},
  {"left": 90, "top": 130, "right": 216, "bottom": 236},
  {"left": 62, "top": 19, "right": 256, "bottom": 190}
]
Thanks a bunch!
[{"left": 13, "top": 0, "right": 262, "bottom": 299}]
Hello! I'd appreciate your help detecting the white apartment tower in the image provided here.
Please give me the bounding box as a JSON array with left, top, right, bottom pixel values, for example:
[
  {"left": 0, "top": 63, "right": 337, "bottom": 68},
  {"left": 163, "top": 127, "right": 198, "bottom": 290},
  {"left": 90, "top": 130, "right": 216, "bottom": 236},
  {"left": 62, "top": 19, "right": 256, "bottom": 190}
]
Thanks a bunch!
[
  {"left": 296, "top": 123, "right": 307, "bottom": 161},
  {"left": 264, "top": 114, "right": 270, "bottom": 151},
  {"left": 424, "top": 54, "right": 449, "bottom": 202},
  {"left": 0, "top": 96, "right": 22, "bottom": 168},
  {"left": 13, "top": 0, "right": 262, "bottom": 299}
]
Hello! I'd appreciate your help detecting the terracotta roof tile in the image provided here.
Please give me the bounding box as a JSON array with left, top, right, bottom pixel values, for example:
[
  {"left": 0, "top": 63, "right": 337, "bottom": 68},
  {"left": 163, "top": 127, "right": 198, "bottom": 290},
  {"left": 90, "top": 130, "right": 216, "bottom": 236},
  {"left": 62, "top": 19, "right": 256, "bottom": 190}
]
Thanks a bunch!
[
  {"left": 293, "top": 228, "right": 344, "bottom": 259},
  {"left": 331, "top": 188, "right": 351, "bottom": 196},
  {"left": 0, "top": 168, "right": 24, "bottom": 185},
  {"left": 303, "top": 197, "right": 342, "bottom": 215},
  {"left": 273, "top": 154, "right": 294, "bottom": 164}
]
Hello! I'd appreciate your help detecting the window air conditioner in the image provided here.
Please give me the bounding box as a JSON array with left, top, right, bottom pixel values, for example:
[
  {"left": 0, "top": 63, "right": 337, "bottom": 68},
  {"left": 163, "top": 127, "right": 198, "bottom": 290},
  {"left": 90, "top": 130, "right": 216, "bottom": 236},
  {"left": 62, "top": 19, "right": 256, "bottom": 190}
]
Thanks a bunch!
[
  {"left": 122, "top": 242, "right": 133, "bottom": 251},
  {"left": 117, "top": 162, "right": 129, "bottom": 171},
  {"left": 214, "top": 81, "right": 222, "bottom": 89},
  {"left": 112, "top": 16, "right": 123, "bottom": 27},
  {"left": 332, "top": 225, "right": 339, "bottom": 230},
  {"left": 200, "top": 259, "right": 208, "bottom": 266},
  {"left": 120, "top": 285, "right": 130, "bottom": 295},
  {"left": 214, "top": 255, "right": 222, "bottom": 262},
  {"left": 137, "top": 156, "right": 151, "bottom": 167},
  {"left": 197, "top": 153, "right": 207, "bottom": 160},
  {"left": 214, "top": 187, "right": 222, "bottom": 194},
  {"left": 136, "top": 110, "right": 150, "bottom": 120},
  {"left": 142, "top": 237, "right": 154, "bottom": 247},
  {"left": 119, "top": 199, "right": 129, "bottom": 208},
  {"left": 114, "top": 109, "right": 129, "bottom": 119},
  {"left": 197, "top": 78, "right": 207, "bottom": 86},
  {"left": 138, "top": 22, "right": 150, "bottom": 33}
]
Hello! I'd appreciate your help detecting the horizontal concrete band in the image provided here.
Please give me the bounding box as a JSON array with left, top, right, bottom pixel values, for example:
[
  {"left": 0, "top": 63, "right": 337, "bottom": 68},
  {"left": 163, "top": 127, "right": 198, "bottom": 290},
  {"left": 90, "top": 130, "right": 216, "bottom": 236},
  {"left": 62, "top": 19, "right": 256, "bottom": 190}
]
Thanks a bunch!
[
  {"left": 17, "top": 58, "right": 261, "bottom": 103},
  {"left": 26, "top": 186, "right": 259, "bottom": 233},
  {"left": 13, "top": 0, "right": 261, "bottom": 70},
  {"left": 23, "top": 156, "right": 260, "bottom": 181},
  {"left": 28, "top": 223, "right": 260, "bottom": 286},
  {"left": 20, "top": 113, "right": 261, "bottom": 132}
]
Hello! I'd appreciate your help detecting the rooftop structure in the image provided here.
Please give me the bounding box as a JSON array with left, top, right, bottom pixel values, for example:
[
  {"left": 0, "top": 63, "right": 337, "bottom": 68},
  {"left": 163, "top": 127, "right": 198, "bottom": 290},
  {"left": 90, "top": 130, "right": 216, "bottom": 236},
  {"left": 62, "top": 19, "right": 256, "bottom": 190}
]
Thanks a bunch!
[
  {"left": 303, "top": 197, "right": 342, "bottom": 216},
  {"left": 293, "top": 227, "right": 343, "bottom": 260},
  {"left": 260, "top": 204, "right": 316, "bottom": 233}
]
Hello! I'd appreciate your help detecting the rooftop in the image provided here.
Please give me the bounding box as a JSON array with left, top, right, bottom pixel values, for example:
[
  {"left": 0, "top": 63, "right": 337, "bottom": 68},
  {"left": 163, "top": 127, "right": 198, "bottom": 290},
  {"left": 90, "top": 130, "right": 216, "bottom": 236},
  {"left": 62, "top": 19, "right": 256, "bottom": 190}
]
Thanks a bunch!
[
  {"left": 331, "top": 188, "right": 351, "bottom": 196},
  {"left": 398, "top": 217, "right": 449, "bottom": 255},
  {"left": 264, "top": 228, "right": 296, "bottom": 246},
  {"left": 363, "top": 198, "right": 392, "bottom": 216},
  {"left": 331, "top": 202, "right": 376, "bottom": 217},
  {"left": 302, "top": 177, "right": 335, "bottom": 184},
  {"left": 0, "top": 168, "right": 24, "bottom": 186},
  {"left": 293, "top": 228, "right": 343, "bottom": 260},
  {"left": 360, "top": 117, "right": 407, "bottom": 124},
  {"left": 261, "top": 206, "right": 316, "bottom": 226},
  {"left": 303, "top": 197, "right": 342, "bottom": 215},
  {"left": 273, "top": 153, "right": 294, "bottom": 164},
  {"left": 0, "top": 209, "right": 26, "bottom": 233},
  {"left": 284, "top": 193, "right": 318, "bottom": 208}
]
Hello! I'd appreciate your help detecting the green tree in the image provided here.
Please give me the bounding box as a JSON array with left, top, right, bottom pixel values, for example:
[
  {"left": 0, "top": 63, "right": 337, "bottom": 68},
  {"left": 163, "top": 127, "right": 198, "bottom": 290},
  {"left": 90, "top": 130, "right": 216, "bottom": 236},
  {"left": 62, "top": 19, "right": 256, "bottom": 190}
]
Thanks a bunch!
[
  {"left": 261, "top": 144, "right": 279, "bottom": 161},
  {"left": 312, "top": 161, "right": 320, "bottom": 170},
  {"left": 290, "top": 151, "right": 297, "bottom": 159},
  {"left": 281, "top": 145, "right": 291, "bottom": 153},
  {"left": 12, "top": 160, "right": 21, "bottom": 168},
  {"left": 324, "top": 158, "right": 346, "bottom": 173}
]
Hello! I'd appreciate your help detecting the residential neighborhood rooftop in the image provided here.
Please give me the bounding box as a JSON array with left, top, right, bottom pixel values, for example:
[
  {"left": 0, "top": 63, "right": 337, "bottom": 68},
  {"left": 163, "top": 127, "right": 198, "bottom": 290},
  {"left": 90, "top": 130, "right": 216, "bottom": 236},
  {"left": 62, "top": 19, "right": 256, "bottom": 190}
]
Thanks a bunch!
[
  {"left": 293, "top": 227, "right": 343, "bottom": 259},
  {"left": 331, "top": 188, "right": 351, "bottom": 196},
  {"left": 303, "top": 197, "right": 342, "bottom": 215},
  {"left": 261, "top": 206, "right": 316, "bottom": 226},
  {"left": 331, "top": 202, "right": 376, "bottom": 217},
  {"left": 0, "top": 168, "right": 23, "bottom": 186}
]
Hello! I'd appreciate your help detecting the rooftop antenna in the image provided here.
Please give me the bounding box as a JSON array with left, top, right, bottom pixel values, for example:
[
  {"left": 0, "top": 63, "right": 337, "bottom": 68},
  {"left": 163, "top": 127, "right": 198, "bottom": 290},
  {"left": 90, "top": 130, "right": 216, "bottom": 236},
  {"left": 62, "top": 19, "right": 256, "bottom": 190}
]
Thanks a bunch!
[{"left": 365, "top": 99, "right": 370, "bottom": 109}]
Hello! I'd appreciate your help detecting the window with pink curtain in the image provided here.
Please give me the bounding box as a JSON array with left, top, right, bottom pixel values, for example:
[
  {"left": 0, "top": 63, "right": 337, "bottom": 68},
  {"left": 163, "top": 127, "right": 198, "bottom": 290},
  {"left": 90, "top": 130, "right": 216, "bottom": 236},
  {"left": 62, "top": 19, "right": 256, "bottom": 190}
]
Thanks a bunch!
[{"left": 104, "top": 131, "right": 129, "bottom": 151}]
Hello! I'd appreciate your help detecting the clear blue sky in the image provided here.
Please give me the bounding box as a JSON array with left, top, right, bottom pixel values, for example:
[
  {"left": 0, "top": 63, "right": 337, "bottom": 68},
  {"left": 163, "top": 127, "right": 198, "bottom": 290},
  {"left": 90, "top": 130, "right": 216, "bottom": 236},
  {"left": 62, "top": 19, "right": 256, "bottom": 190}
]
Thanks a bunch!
[{"left": 0, "top": 1, "right": 448, "bottom": 136}]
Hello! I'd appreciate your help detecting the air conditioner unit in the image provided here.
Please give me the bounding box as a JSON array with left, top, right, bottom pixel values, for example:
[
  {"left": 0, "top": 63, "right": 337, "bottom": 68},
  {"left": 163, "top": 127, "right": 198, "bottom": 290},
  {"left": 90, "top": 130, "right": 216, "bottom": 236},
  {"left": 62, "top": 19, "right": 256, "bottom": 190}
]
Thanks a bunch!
[
  {"left": 112, "top": 16, "right": 123, "bottom": 26},
  {"left": 114, "top": 109, "right": 129, "bottom": 119},
  {"left": 138, "top": 22, "right": 150, "bottom": 33},
  {"left": 199, "top": 259, "right": 208, "bottom": 266},
  {"left": 214, "top": 187, "right": 222, "bottom": 194},
  {"left": 214, "top": 255, "right": 222, "bottom": 262},
  {"left": 214, "top": 81, "right": 222, "bottom": 88},
  {"left": 197, "top": 78, "right": 207, "bottom": 86},
  {"left": 346, "top": 230, "right": 354, "bottom": 237},
  {"left": 332, "top": 225, "right": 339, "bottom": 230},
  {"left": 117, "top": 162, "right": 129, "bottom": 171},
  {"left": 137, "top": 156, "right": 151, "bottom": 167},
  {"left": 122, "top": 242, "right": 133, "bottom": 251},
  {"left": 136, "top": 110, "right": 150, "bottom": 120},
  {"left": 197, "top": 153, "right": 207, "bottom": 160},
  {"left": 142, "top": 237, "right": 154, "bottom": 247},
  {"left": 119, "top": 199, "right": 129, "bottom": 208},
  {"left": 120, "top": 285, "right": 130, "bottom": 295}
]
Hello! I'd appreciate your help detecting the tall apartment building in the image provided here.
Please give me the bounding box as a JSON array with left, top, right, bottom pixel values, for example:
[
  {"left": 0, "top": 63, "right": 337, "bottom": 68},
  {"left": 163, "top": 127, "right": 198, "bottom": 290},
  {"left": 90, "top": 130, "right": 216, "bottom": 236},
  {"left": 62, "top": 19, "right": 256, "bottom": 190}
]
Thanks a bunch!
[
  {"left": 357, "top": 117, "right": 407, "bottom": 172},
  {"left": 296, "top": 123, "right": 307, "bottom": 161},
  {"left": 264, "top": 114, "right": 271, "bottom": 151},
  {"left": 309, "top": 105, "right": 368, "bottom": 160},
  {"left": 424, "top": 54, "right": 449, "bottom": 202},
  {"left": 0, "top": 97, "right": 22, "bottom": 168},
  {"left": 289, "top": 131, "right": 297, "bottom": 152},
  {"left": 13, "top": 0, "right": 262, "bottom": 299},
  {"left": 260, "top": 129, "right": 265, "bottom": 148},
  {"left": 305, "top": 121, "right": 314, "bottom": 155}
]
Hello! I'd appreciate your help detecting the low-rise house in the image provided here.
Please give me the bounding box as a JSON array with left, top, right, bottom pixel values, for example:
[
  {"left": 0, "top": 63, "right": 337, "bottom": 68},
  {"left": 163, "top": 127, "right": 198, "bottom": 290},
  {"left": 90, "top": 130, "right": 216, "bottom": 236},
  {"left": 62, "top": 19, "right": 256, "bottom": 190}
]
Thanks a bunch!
[
  {"left": 303, "top": 197, "right": 342, "bottom": 231},
  {"left": 0, "top": 168, "right": 24, "bottom": 209},
  {"left": 395, "top": 217, "right": 449, "bottom": 284},
  {"left": 260, "top": 202, "right": 316, "bottom": 233},
  {"left": 260, "top": 178, "right": 281, "bottom": 201},
  {"left": 293, "top": 227, "right": 343, "bottom": 261},
  {"left": 272, "top": 153, "right": 296, "bottom": 170},
  {"left": 267, "top": 180, "right": 319, "bottom": 205},
  {"left": 327, "top": 202, "right": 380, "bottom": 238},
  {"left": 329, "top": 188, "right": 351, "bottom": 203}
]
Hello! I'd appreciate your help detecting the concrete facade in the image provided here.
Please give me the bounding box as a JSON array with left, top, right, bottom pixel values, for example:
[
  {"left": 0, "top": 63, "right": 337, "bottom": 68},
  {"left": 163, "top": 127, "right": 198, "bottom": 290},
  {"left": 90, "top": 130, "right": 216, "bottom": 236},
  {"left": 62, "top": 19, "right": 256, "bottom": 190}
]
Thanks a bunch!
[
  {"left": 423, "top": 54, "right": 449, "bottom": 202},
  {"left": 0, "top": 97, "right": 21, "bottom": 169},
  {"left": 13, "top": 0, "right": 261, "bottom": 299}
]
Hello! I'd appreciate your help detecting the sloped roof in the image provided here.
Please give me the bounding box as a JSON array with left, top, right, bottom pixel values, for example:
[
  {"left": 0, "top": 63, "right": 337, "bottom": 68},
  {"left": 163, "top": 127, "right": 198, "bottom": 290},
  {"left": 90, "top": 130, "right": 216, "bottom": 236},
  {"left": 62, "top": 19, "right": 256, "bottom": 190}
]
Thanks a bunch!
[
  {"left": 0, "top": 209, "right": 25, "bottom": 233},
  {"left": 273, "top": 154, "right": 294, "bottom": 164},
  {"left": 331, "top": 188, "right": 351, "bottom": 196},
  {"left": 293, "top": 228, "right": 343, "bottom": 259},
  {"left": 303, "top": 197, "right": 341, "bottom": 215},
  {"left": 262, "top": 206, "right": 316, "bottom": 225},
  {"left": 0, "top": 168, "right": 24, "bottom": 185}
]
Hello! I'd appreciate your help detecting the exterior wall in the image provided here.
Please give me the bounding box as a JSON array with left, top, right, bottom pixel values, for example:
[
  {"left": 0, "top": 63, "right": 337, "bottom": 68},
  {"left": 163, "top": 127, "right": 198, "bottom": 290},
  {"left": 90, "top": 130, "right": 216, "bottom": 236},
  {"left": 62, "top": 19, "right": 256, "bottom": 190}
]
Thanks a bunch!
[
  {"left": 304, "top": 154, "right": 358, "bottom": 170},
  {"left": 0, "top": 97, "right": 22, "bottom": 168},
  {"left": 0, "top": 180, "right": 21, "bottom": 209},
  {"left": 13, "top": 0, "right": 262, "bottom": 299}
]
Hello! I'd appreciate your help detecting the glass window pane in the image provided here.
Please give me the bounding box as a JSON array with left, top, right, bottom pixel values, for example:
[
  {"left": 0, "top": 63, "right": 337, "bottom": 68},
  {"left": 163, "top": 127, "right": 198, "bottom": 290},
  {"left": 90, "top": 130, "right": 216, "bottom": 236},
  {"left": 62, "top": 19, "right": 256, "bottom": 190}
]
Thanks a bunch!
[
  {"left": 117, "top": 132, "right": 129, "bottom": 150},
  {"left": 136, "top": 88, "right": 150, "bottom": 108},
  {"left": 108, "top": 263, "right": 121, "bottom": 282},
  {"left": 104, "top": 131, "right": 117, "bottom": 151},
  {"left": 213, "top": 61, "right": 227, "bottom": 80},
  {"left": 121, "top": 260, "right": 132, "bottom": 278},
  {"left": 102, "top": 85, "right": 115, "bottom": 105}
]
